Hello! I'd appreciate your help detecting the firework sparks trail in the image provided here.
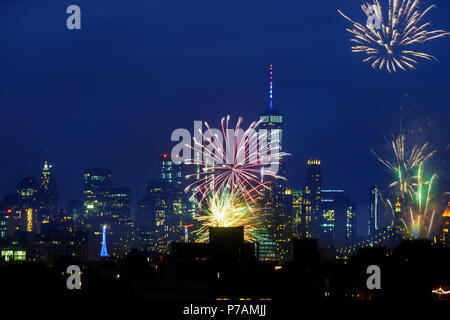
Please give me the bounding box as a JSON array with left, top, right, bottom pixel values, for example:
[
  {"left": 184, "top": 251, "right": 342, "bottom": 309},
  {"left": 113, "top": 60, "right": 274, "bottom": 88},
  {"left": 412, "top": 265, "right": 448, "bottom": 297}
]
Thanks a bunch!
[
  {"left": 338, "top": 0, "right": 449, "bottom": 73},
  {"left": 194, "top": 187, "right": 263, "bottom": 243},
  {"left": 372, "top": 134, "right": 438, "bottom": 238},
  {"left": 371, "top": 134, "right": 435, "bottom": 199},
  {"left": 185, "top": 115, "right": 289, "bottom": 205}
]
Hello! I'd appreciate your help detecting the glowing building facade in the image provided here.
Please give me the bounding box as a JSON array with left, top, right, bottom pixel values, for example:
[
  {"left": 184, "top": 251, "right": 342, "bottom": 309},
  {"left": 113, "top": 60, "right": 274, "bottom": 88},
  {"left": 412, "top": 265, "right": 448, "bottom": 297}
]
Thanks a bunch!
[
  {"left": 150, "top": 181, "right": 169, "bottom": 254},
  {"left": 302, "top": 159, "right": 321, "bottom": 239},
  {"left": 258, "top": 64, "right": 284, "bottom": 179},
  {"left": 159, "top": 154, "right": 185, "bottom": 244},
  {"left": 320, "top": 190, "right": 339, "bottom": 245},
  {"left": 319, "top": 190, "right": 357, "bottom": 250},
  {"left": 0, "top": 210, "right": 7, "bottom": 238},
  {"left": 439, "top": 203, "right": 450, "bottom": 248},
  {"left": 38, "top": 161, "right": 58, "bottom": 219},
  {"left": 368, "top": 185, "right": 380, "bottom": 236},
  {"left": 0, "top": 195, "right": 19, "bottom": 238},
  {"left": 100, "top": 224, "right": 109, "bottom": 257},
  {"left": 137, "top": 155, "right": 184, "bottom": 257},
  {"left": 110, "top": 187, "right": 135, "bottom": 257},
  {"left": 292, "top": 189, "right": 303, "bottom": 238},
  {"left": 82, "top": 168, "right": 113, "bottom": 260},
  {"left": 256, "top": 65, "right": 291, "bottom": 261},
  {"left": 16, "top": 177, "right": 39, "bottom": 233},
  {"left": 82, "top": 168, "right": 112, "bottom": 230}
]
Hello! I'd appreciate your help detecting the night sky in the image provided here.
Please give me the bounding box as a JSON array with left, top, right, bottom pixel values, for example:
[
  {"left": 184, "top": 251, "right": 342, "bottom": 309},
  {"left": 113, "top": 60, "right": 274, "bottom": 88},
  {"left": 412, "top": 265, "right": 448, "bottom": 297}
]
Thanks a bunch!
[{"left": 1, "top": 0, "right": 449, "bottom": 236}]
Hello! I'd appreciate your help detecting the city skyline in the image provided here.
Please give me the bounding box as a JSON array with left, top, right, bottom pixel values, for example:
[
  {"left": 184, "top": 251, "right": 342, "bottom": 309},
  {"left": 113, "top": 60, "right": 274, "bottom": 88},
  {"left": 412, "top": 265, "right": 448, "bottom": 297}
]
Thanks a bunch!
[
  {"left": 0, "top": 0, "right": 449, "bottom": 309},
  {"left": 1, "top": 1, "right": 449, "bottom": 238},
  {"left": 0, "top": 91, "right": 447, "bottom": 239}
]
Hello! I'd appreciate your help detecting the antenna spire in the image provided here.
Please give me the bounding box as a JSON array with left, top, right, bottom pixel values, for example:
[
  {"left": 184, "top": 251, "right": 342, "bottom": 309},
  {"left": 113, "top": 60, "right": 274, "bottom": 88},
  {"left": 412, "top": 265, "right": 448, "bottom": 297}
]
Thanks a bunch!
[
  {"left": 269, "top": 64, "right": 273, "bottom": 111},
  {"left": 100, "top": 225, "right": 109, "bottom": 257}
]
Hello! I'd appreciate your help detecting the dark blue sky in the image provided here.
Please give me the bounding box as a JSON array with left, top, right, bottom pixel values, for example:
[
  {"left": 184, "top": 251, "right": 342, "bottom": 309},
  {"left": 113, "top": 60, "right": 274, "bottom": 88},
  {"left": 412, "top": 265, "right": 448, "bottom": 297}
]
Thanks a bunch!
[{"left": 1, "top": 0, "right": 449, "bottom": 236}]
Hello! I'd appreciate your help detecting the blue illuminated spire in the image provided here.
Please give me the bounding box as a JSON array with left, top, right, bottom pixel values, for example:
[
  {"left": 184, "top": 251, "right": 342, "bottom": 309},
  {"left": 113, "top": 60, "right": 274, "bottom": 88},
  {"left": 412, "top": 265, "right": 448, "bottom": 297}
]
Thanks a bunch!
[
  {"left": 269, "top": 64, "right": 273, "bottom": 111},
  {"left": 100, "top": 224, "right": 109, "bottom": 257}
]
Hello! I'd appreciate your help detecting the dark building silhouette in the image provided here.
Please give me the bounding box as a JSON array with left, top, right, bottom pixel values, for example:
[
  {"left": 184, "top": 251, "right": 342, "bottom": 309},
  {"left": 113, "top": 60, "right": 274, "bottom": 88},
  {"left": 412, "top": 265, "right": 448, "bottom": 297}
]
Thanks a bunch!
[
  {"left": 159, "top": 154, "right": 185, "bottom": 244},
  {"left": 137, "top": 180, "right": 169, "bottom": 254},
  {"left": 321, "top": 189, "right": 357, "bottom": 249},
  {"left": 67, "top": 199, "right": 83, "bottom": 231},
  {"left": 0, "top": 195, "right": 18, "bottom": 238},
  {"left": 137, "top": 155, "right": 186, "bottom": 256},
  {"left": 110, "top": 186, "right": 135, "bottom": 257}
]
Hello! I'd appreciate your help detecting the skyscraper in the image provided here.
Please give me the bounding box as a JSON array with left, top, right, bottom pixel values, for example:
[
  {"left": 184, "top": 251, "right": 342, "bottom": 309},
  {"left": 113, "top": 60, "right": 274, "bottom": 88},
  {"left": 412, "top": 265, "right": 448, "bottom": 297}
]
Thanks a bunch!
[
  {"left": 260, "top": 185, "right": 293, "bottom": 262},
  {"left": 320, "top": 190, "right": 340, "bottom": 246},
  {"left": 291, "top": 189, "right": 303, "bottom": 238},
  {"left": 159, "top": 153, "right": 183, "bottom": 190},
  {"left": 159, "top": 154, "right": 185, "bottom": 244},
  {"left": 68, "top": 200, "right": 84, "bottom": 231},
  {"left": 137, "top": 154, "right": 185, "bottom": 256},
  {"left": 110, "top": 186, "right": 135, "bottom": 257},
  {"left": 0, "top": 208, "right": 9, "bottom": 238},
  {"left": 368, "top": 185, "right": 380, "bottom": 236},
  {"left": 38, "top": 161, "right": 58, "bottom": 219},
  {"left": 302, "top": 158, "right": 321, "bottom": 239},
  {"left": 0, "top": 195, "right": 19, "bottom": 238},
  {"left": 82, "top": 168, "right": 112, "bottom": 230},
  {"left": 16, "top": 177, "right": 39, "bottom": 233},
  {"left": 321, "top": 189, "right": 357, "bottom": 249},
  {"left": 258, "top": 64, "right": 284, "bottom": 179},
  {"left": 136, "top": 193, "right": 155, "bottom": 254},
  {"left": 149, "top": 180, "right": 170, "bottom": 254},
  {"left": 256, "top": 65, "right": 291, "bottom": 261},
  {"left": 439, "top": 202, "right": 450, "bottom": 248},
  {"left": 82, "top": 168, "right": 112, "bottom": 260}
]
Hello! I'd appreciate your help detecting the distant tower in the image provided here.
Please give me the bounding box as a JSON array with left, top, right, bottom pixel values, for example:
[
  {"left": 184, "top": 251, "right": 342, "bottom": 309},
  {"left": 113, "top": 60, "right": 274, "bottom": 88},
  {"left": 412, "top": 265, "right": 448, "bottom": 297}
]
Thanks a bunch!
[
  {"left": 100, "top": 225, "right": 109, "bottom": 257},
  {"left": 38, "top": 161, "right": 58, "bottom": 219},
  {"left": 159, "top": 154, "right": 185, "bottom": 245},
  {"left": 16, "top": 177, "right": 39, "bottom": 233},
  {"left": 110, "top": 187, "right": 134, "bottom": 257},
  {"left": 259, "top": 64, "right": 285, "bottom": 181},
  {"left": 321, "top": 189, "right": 357, "bottom": 248},
  {"left": 302, "top": 158, "right": 322, "bottom": 239},
  {"left": 159, "top": 153, "right": 183, "bottom": 191},
  {"left": 368, "top": 186, "right": 380, "bottom": 236},
  {"left": 257, "top": 65, "right": 292, "bottom": 262}
]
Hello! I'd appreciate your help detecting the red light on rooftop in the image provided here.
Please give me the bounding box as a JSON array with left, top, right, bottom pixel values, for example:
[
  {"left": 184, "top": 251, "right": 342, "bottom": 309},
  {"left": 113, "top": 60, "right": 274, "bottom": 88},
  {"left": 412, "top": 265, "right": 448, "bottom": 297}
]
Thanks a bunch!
[
  {"left": 163, "top": 154, "right": 167, "bottom": 158},
  {"left": 6, "top": 209, "right": 13, "bottom": 214}
]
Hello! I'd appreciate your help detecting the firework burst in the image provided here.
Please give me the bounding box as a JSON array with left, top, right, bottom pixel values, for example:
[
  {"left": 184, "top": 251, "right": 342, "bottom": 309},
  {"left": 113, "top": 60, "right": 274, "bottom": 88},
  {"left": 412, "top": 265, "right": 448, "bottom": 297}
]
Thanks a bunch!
[
  {"left": 194, "top": 187, "right": 263, "bottom": 243},
  {"left": 185, "top": 115, "right": 288, "bottom": 205},
  {"left": 338, "top": 0, "right": 449, "bottom": 73},
  {"left": 372, "top": 134, "right": 438, "bottom": 238}
]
